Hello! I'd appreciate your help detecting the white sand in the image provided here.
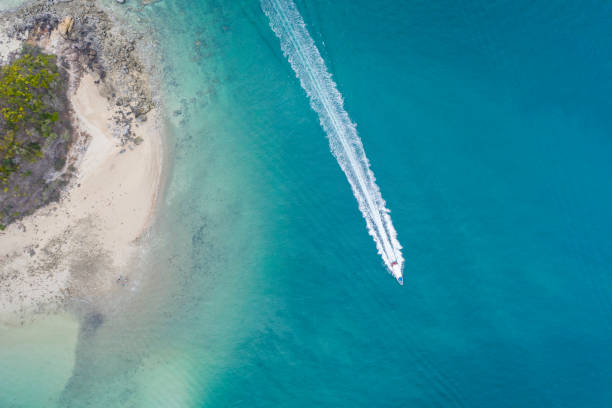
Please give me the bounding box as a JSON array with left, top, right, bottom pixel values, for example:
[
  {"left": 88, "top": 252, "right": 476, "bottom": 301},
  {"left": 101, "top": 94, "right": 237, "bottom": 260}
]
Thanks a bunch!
[{"left": 0, "top": 74, "right": 163, "bottom": 324}]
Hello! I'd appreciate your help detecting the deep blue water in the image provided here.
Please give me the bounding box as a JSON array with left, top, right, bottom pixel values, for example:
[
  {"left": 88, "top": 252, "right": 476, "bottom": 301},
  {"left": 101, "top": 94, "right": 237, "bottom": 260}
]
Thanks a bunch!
[
  {"left": 3, "top": 0, "right": 612, "bottom": 406},
  {"left": 145, "top": 0, "right": 612, "bottom": 406}
]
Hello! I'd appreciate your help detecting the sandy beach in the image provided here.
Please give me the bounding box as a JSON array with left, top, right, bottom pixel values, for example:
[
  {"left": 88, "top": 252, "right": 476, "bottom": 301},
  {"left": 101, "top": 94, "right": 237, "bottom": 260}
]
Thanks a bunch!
[{"left": 0, "top": 72, "right": 163, "bottom": 325}]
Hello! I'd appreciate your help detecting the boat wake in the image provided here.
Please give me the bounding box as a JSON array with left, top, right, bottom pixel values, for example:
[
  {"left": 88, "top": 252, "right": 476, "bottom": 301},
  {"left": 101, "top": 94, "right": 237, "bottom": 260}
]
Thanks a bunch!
[{"left": 262, "top": 0, "right": 404, "bottom": 284}]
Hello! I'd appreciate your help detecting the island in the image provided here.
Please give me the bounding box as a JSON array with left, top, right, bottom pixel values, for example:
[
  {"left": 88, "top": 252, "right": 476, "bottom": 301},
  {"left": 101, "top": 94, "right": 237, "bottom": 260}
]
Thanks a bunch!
[{"left": 0, "top": 0, "right": 163, "bottom": 325}]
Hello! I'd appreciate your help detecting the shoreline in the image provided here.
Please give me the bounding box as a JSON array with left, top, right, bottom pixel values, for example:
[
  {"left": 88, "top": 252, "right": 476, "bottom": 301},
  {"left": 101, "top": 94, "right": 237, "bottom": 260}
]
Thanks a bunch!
[{"left": 0, "top": 1, "right": 165, "bottom": 325}]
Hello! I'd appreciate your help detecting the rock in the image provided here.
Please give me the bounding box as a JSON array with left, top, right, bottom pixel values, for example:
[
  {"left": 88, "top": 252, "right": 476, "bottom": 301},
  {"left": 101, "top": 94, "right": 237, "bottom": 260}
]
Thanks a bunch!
[
  {"left": 116, "top": 0, "right": 125, "bottom": 3},
  {"left": 58, "top": 16, "right": 74, "bottom": 38},
  {"left": 120, "top": 124, "right": 131, "bottom": 138}
]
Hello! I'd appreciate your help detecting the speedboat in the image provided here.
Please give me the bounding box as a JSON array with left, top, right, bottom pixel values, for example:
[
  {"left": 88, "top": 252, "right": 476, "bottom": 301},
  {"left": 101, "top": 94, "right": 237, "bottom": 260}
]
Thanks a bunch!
[{"left": 390, "top": 261, "right": 403, "bottom": 285}]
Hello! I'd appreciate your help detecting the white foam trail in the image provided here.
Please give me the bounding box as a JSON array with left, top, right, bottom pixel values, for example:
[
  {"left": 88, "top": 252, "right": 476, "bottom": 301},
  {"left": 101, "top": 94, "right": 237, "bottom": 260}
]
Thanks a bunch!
[{"left": 262, "top": 0, "right": 404, "bottom": 283}]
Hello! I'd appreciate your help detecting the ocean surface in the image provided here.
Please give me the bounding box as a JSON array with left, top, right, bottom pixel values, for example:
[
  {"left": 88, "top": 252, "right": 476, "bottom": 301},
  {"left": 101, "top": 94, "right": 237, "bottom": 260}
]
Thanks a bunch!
[{"left": 2, "top": 0, "right": 612, "bottom": 406}]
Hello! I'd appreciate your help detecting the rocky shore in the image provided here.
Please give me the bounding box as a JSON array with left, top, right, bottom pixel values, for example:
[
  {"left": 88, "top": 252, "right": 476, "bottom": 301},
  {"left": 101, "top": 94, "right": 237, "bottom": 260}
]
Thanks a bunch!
[
  {"left": 0, "top": 0, "right": 164, "bottom": 325},
  {"left": 6, "top": 0, "right": 154, "bottom": 139}
]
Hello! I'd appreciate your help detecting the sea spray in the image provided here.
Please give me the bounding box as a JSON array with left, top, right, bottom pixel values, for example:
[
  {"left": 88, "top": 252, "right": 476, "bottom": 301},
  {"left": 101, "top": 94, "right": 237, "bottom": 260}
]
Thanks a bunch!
[{"left": 261, "top": 0, "right": 404, "bottom": 283}]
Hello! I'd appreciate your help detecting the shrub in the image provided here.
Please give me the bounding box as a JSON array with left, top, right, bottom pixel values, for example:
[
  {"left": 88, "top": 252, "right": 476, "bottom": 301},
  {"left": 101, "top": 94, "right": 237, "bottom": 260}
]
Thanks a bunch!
[{"left": 0, "top": 46, "right": 61, "bottom": 182}]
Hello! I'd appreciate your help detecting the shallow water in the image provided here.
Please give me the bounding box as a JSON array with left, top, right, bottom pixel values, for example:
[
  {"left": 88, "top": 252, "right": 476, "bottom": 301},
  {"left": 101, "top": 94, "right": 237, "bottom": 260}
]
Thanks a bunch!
[
  {"left": 2, "top": 0, "right": 612, "bottom": 406},
  {"left": 0, "top": 314, "right": 78, "bottom": 406}
]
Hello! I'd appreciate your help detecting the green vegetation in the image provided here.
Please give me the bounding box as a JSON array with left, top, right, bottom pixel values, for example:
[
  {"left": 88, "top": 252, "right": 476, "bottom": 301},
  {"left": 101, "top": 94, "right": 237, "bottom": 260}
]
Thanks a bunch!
[
  {"left": 0, "top": 46, "right": 61, "bottom": 184},
  {"left": 0, "top": 45, "right": 71, "bottom": 228}
]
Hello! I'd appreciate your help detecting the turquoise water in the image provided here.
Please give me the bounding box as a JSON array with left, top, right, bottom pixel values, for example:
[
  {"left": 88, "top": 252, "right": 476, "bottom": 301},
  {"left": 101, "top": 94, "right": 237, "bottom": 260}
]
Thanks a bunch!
[{"left": 4, "top": 0, "right": 612, "bottom": 406}]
